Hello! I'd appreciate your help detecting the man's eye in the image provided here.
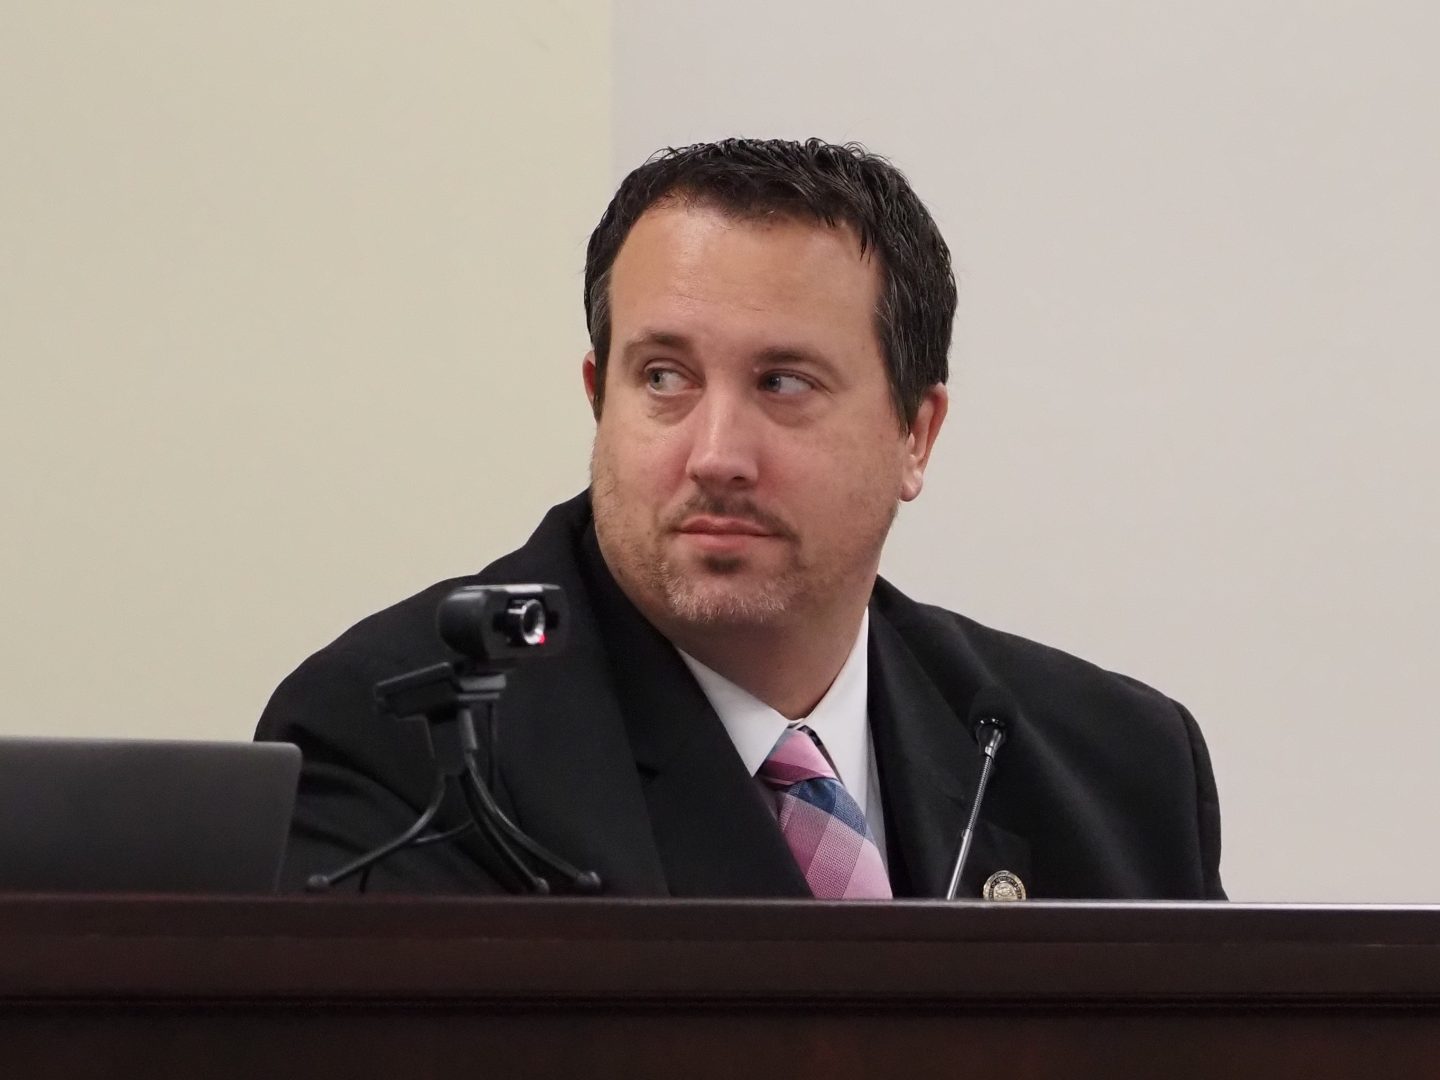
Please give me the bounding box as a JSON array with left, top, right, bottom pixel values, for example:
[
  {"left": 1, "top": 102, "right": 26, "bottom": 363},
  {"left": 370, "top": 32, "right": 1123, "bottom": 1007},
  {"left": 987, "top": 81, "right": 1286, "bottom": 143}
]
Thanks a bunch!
[
  {"left": 646, "top": 368, "right": 687, "bottom": 392},
  {"left": 760, "top": 372, "right": 813, "bottom": 395}
]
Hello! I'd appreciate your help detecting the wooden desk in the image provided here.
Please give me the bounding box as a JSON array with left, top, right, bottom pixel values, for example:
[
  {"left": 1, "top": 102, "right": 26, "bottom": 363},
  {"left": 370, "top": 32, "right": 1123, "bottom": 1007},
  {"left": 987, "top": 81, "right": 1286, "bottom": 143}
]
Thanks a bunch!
[{"left": 3, "top": 897, "right": 1438, "bottom": 1078}]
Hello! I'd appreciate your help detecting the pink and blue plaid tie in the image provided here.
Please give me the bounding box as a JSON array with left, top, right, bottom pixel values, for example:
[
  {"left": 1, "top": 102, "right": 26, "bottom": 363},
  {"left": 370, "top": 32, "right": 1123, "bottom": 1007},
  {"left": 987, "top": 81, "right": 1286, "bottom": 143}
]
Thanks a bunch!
[{"left": 758, "top": 726, "right": 892, "bottom": 900}]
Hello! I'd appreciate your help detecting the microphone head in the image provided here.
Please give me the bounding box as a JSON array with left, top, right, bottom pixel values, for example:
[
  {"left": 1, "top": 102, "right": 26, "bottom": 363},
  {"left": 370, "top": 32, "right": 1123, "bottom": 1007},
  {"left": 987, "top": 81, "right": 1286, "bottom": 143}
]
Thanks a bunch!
[{"left": 967, "top": 686, "right": 1018, "bottom": 753}]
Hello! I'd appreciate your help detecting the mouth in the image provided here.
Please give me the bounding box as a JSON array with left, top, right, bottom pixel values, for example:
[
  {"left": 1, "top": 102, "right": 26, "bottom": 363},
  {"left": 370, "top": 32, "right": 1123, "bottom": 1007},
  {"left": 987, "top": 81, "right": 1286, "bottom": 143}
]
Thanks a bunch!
[
  {"left": 673, "top": 515, "right": 782, "bottom": 557},
  {"left": 676, "top": 515, "right": 777, "bottom": 538}
]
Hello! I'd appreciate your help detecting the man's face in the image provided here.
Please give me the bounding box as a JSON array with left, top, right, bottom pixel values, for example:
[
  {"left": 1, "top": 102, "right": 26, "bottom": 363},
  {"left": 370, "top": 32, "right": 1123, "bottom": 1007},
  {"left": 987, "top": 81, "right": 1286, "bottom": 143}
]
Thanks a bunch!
[{"left": 585, "top": 201, "right": 946, "bottom": 633}]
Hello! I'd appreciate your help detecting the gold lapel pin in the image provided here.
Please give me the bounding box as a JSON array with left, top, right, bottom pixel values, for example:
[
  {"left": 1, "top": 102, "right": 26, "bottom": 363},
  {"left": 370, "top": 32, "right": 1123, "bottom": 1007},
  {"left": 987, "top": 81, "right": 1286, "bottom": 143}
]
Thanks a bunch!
[{"left": 982, "top": 870, "right": 1027, "bottom": 901}]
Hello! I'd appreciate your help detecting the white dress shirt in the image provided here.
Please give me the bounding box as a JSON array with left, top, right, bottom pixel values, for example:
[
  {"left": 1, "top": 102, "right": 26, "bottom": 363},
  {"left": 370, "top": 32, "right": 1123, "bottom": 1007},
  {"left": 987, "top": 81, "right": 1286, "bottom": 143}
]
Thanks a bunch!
[{"left": 677, "top": 611, "right": 887, "bottom": 863}]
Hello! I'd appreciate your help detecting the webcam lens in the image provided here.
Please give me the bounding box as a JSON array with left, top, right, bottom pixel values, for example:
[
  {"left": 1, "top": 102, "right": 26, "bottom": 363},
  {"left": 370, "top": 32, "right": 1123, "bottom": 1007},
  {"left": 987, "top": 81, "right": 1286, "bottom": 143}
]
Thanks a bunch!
[{"left": 503, "top": 598, "right": 547, "bottom": 646}]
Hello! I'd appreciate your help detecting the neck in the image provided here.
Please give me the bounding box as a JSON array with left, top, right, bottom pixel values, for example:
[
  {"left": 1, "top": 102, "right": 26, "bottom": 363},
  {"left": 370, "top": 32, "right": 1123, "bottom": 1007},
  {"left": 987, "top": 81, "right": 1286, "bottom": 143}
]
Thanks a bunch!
[{"left": 661, "top": 599, "right": 869, "bottom": 720}]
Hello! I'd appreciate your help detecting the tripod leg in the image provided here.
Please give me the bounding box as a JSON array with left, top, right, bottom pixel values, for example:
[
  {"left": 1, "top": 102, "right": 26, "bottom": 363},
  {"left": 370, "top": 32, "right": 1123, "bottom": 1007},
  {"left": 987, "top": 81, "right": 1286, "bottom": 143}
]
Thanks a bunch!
[
  {"left": 463, "top": 755, "right": 602, "bottom": 894},
  {"left": 458, "top": 768, "right": 549, "bottom": 894},
  {"left": 305, "top": 773, "right": 448, "bottom": 893}
]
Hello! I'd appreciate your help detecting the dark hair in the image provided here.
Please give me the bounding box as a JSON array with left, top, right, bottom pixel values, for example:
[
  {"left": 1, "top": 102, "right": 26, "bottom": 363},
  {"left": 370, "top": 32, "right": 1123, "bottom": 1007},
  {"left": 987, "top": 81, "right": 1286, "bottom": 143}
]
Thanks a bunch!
[{"left": 583, "top": 138, "right": 956, "bottom": 428}]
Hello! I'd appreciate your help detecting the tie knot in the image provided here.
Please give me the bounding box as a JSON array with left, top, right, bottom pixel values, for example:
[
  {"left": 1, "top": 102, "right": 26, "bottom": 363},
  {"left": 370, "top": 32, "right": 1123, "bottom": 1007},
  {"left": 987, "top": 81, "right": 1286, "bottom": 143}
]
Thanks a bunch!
[{"left": 757, "top": 725, "right": 837, "bottom": 789}]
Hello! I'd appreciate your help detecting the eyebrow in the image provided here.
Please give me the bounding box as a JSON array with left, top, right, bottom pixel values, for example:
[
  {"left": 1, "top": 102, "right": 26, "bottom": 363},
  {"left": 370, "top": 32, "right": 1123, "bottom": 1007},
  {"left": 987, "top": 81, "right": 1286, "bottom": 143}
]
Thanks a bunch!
[
  {"left": 752, "top": 345, "right": 842, "bottom": 381},
  {"left": 620, "top": 330, "right": 693, "bottom": 363}
]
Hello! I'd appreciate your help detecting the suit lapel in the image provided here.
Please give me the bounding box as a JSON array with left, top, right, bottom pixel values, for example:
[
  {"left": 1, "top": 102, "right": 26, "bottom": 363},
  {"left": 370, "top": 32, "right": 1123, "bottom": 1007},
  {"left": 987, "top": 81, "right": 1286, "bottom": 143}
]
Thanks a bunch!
[{"left": 868, "top": 608, "right": 1032, "bottom": 899}]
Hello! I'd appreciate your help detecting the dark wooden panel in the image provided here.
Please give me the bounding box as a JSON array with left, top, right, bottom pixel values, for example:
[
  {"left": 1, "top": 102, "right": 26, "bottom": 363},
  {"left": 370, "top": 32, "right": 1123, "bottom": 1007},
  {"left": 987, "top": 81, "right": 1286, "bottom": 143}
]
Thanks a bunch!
[
  {"left": 5, "top": 1007, "right": 1440, "bottom": 1080},
  {"left": 3, "top": 897, "right": 1440, "bottom": 1079}
]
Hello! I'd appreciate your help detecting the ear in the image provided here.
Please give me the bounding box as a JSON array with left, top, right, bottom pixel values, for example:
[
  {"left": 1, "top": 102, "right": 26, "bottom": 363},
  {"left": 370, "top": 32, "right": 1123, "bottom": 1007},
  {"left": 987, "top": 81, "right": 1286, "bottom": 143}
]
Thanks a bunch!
[
  {"left": 899, "top": 383, "right": 948, "bottom": 502},
  {"left": 582, "top": 351, "right": 600, "bottom": 417}
]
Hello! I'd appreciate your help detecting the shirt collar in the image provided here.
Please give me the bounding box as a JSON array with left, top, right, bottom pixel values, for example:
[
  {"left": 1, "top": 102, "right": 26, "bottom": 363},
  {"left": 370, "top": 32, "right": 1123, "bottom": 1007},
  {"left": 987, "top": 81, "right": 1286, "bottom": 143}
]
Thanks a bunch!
[{"left": 678, "top": 610, "right": 871, "bottom": 787}]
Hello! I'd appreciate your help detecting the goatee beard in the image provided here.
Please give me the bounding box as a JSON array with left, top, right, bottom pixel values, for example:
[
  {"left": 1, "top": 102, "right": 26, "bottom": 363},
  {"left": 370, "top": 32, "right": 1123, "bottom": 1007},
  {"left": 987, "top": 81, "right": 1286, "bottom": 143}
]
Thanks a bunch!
[{"left": 653, "top": 559, "right": 795, "bottom": 625}]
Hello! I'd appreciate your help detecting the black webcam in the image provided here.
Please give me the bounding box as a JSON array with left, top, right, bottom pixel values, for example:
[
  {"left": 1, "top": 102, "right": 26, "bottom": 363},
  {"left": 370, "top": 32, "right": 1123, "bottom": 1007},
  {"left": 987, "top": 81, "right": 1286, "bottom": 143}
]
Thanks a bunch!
[{"left": 436, "top": 584, "right": 568, "bottom": 667}]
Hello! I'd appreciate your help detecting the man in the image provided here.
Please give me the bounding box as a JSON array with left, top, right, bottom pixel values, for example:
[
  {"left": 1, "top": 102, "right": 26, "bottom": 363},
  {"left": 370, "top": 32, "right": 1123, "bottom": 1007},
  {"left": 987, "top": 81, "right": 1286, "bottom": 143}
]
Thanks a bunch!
[{"left": 257, "top": 138, "right": 1224, "bottom": 900}]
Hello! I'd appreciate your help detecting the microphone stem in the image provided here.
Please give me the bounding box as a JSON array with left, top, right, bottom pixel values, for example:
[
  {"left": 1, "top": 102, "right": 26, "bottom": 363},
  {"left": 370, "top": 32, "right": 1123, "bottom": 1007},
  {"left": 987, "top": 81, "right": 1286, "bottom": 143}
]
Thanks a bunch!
[{"left": 945, "top": 752, "right": 996, "bottom": 901}]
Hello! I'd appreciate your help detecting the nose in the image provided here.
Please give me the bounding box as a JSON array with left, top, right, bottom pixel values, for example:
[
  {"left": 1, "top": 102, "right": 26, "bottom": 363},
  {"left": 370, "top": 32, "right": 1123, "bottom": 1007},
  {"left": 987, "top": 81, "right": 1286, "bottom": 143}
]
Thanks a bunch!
[{"left": 685, "top": 389, "right": 760, "bottom": 490}]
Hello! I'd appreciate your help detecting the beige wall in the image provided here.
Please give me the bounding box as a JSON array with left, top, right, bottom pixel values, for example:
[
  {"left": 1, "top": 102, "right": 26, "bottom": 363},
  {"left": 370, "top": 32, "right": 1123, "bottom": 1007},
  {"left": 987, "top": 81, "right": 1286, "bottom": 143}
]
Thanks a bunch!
[
  {"left": 614, "top": 0, "right": 1440, "bottom": 901},
  {"left": 1, "top": 4, "right": 610, "bottom": 739}
]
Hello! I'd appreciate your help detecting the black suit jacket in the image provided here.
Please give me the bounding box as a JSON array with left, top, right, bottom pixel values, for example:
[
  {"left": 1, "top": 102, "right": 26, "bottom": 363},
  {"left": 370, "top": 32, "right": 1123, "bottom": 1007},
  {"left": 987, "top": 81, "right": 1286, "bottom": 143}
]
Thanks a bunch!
[{"left": 256, "top": 492, "right": 1225, "bottom": 900}]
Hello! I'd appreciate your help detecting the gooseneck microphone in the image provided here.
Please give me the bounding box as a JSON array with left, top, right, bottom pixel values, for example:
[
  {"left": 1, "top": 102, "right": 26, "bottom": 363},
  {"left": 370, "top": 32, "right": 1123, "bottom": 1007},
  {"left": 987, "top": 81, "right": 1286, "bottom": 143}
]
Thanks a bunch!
[{"left": 944, "top": 687, "right": 1016, "bottom": 900}]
